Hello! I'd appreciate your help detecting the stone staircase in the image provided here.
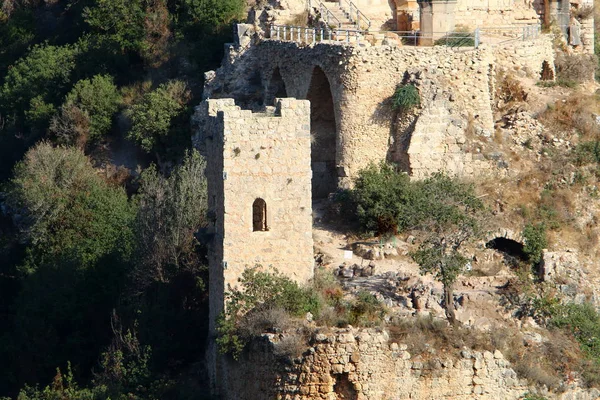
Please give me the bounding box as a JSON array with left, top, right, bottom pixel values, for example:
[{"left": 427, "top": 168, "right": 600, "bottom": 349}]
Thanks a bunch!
[{"left": 320, "top": 0, "right": 357, "bottom": 30}]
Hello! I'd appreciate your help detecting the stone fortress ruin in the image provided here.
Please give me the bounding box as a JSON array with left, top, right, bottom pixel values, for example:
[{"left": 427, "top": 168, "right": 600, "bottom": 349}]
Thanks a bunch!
[{"left": 192, "top": 0, "right": 596, "bottom": 397}]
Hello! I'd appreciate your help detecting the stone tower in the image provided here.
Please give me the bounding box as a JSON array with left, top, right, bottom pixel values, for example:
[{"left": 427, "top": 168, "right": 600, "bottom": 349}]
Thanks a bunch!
[{"left": 194, "top": 97, "right": 314, "bottom": 393}]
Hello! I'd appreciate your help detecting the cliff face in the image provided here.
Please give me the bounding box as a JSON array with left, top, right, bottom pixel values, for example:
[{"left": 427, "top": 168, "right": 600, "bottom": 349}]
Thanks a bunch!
[{"left": 221, "top": 327, "right": 600, "bottom": 400}]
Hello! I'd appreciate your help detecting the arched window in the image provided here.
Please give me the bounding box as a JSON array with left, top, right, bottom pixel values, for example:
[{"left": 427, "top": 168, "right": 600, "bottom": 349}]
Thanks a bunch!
[{"left": 253, "top": 198, "right": 268, "bottom": 231}]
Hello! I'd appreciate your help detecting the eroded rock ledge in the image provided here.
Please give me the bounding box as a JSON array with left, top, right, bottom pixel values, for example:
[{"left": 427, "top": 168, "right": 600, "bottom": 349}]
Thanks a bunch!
[{"left": 221, "top": 327, "right": 600, "bottom": 400}]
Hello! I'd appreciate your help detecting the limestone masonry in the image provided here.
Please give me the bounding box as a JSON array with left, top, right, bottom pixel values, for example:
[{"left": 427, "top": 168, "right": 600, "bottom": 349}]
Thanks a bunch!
[
  {"left": 223, "top": 327, "right": 600, "bottom": 400},
  {"left": 192, "top": 0, "right": 596, "bottom": 397}
]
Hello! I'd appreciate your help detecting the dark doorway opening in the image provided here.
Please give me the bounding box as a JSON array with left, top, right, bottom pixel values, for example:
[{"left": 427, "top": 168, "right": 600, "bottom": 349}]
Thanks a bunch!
[
  {"left": 333, "top": 372, "right": 357, "bottom": 399},
  {"left": 306, "top": 66, "right": 337, "bottom": 199},
  {"left": 486, "top": 237, "right": 527, "bottom": 266},
  {"left": 265, "top": 68, "right": 288, "bottom": 106}
]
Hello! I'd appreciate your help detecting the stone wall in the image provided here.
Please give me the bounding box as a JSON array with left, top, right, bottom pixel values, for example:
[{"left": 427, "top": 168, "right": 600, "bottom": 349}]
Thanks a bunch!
[
  {"left": 196, "top": 98, "right": 314, "bottom": 393},
  {"left": 491, "top": 34, "right": 556, "bottom": 79},
  {"left": 454, "top": 0, "right": 540, "bottom": 28},
  {"left": 199, "top": 27, "right": 555, "bottom": 185},
  {"left": 202, "top": 38, "right": 502, "bottom": 185},
  {"left": 222, "top": 327, "right": 600, "bottom": 400}
]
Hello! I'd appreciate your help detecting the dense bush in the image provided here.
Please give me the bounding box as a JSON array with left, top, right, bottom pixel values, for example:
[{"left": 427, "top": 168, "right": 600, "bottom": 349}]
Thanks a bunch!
[
  {"left": 0, "top": 43, "right": 80, "bottom": 138},
  {"left": 391, "top": 84, "right": 420, "bottom": 112},
  {"left": 126, "top": 80, "right": 190, "bottom": 153},
  {"left": 217, "top": 268, "right": 322, "bottom": 359},
  {"left": 217, "top": 267, "right": 387, "bottom": 359},
  {"left": 555, "top": 54, "right": 597, "bottom": 83},
  {"left": 5, "top": 142, "right": 135, "bottom": 271},
  {"left": 346, "top": 163, "right": 483, "bottom": 236},
  {"left": 59, "top": 75, "right": 122, "bottom": 142},
  {"left": 522, "top": 223, "right": 547, "bottom": 265}
]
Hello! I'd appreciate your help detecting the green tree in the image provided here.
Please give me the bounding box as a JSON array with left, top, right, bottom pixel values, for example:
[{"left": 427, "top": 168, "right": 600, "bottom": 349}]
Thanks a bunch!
[
  {"left": 126, "top": 80, "right": 190, "bottom": 154},
  {"left": 522, "top": 223, "right": 547, "bottom": 265},
  {"left": 5, "top": 142, "right": 135, "bottom": 271},
  {"left": 64, "top": 75, "right": 121, "bottom": 140},
  {"left": 0, "top": 43, "right": 80, "bottom": 135},
  {"left": 132, "top": 149, "right": 207, "bottom": 290},
  {"left": 180, "top": 0, "right": 246, "bottom": 31},
  {"left": 83, "top": 0, "right": 147, "bottom": 53},
  {"left": 410, "top": 174, "right": 484, "bottom": 323},
  {"left": 4, "top": 143, "right": 136, "bottom": 389},
  {"left": 50, "top": 75, "right": 121, "bottom": 145},
  {"left": 0, "top": 8, "right": 35, "bottom": 77}
]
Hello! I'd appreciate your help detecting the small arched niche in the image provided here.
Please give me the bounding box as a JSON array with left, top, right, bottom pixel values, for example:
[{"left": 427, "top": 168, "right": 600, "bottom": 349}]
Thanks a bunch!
[{"left": 252, "top": 198, "right": 268, "bottom": 232}]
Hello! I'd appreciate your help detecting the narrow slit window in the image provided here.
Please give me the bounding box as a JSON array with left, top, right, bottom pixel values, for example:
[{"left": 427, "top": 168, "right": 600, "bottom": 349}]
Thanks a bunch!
[{"left": 253, "top": 198, "right": 268, "bottom": 231}]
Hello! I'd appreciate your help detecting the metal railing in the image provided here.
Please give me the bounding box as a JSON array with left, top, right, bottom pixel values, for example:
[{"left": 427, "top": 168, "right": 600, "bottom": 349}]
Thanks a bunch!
[
  {"left": 478, "top": 24, "right": 541, "bottom": 42},
  {"left": 268, "top": 25, "right": 483, "bottom": 48},
  {"left": 318, "top": 1, "right": 342, "bottom": 29},
  {"left": 522, "top": 24, "right": 541, "bottom": 40},
  {"left": 339, "top": 0, "right": 371, "bottom": 30},
  {"left": 270, "top": 24, "right": 363, "bottom": 44}
]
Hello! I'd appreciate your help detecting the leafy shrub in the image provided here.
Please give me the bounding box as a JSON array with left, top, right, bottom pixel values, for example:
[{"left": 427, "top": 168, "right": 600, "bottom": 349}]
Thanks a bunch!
[
  {"left": 552, "top": 303, "right": 600, "bottom": 360},
  {"left": 555, "top": 54, "right": 597, "bottom": 83},
  {"left": 0, "top": 43, "right": 81, "bottom": 137},
  {"left": 348, "top": 291, "right": 386, "bottom": 327},
  {"left": 4, "top": 142, "right": 135, "bottom": 271},
  {"left": 62, "top": 75, "right": 122, "bottom": 141},
  {"left": 391, "top": 84, "right": 420, "bottom": 111},
  {"left": 216, "top": 268, "right": 322, "bottom": 359},
  {"left": 83, "top": 0, "right": 147, "bottom": 53},
  {"left": 522, "top": 223, "right": 547, "bottom": 265},
  {"left": 179, "top": 0, "right": 246, "bottom": 32},
  {"left": 346, "top": 163, "right": 483, "bottom": 236},
  {"left": 573, "top": 141, "right": 600, "bottom": 165},
  {"left": 434, "top": 31, "right": 475, "bottom": 47},
  {"left": 126, "top": 80, "right": 190, "bottom": 153}
]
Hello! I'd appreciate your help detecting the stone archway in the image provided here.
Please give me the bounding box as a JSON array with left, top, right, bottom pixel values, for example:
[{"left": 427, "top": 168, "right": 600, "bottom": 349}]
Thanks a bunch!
[
  {"left": 265, "top": 67, "right": 288, "bottom": 106},
  {"left": 306, "top": 66, "right": 338, "bottom": 199}
]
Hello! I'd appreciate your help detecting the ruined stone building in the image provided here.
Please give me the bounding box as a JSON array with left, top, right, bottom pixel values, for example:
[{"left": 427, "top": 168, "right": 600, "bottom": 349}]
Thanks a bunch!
[
  {"left": 194, "top": 97, "right": 314, "bottom": 392},
  {"left": 192, "top": 0, "right": 595, "bottom": 396}
]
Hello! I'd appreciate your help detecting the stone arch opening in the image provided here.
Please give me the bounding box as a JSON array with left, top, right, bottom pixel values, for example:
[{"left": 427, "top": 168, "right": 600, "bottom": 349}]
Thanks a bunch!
[
  {"left": 306, "top": 66, "right": 337, "bottom": 199},
  {"left": 252, "top": 198, "right": 268, "bottom": 232},
  {"left": 265, "top": 67, "right": 288, "bottom": 106},
  {"left": 540, "top": 60, "right": 554, "bottom": 81},
  {"left": 333, "top": 372, "right": 357, "bottom": 399},
  {"left": 486, "top": 237, "right": 527, "bottom": 264}
]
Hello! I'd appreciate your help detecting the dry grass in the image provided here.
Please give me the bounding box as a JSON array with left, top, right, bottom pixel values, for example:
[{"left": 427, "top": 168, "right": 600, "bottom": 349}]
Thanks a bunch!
[
  {"left": 388, "top": 315, "right": 495, "bottom": 357},
  {"left": 273, "top": 333, "right": 308, "bottom": 359},
  {"left": 555, "top": 54, "right": 598, "bottom": 84},
  {"left": 495, "top": 70, "right": 528, "bottom": 110},
  {"left": 574, "top": 5, "right": 594, "bottom": 20},
  {"left": 539, "top": 94, "right": 600, "bottom": 140},
  {"left": 286, "top": 10, "right": 309, "bottom": 27},
  {"left": 388, "top": 315, "right": 583, "bottom": 390}
]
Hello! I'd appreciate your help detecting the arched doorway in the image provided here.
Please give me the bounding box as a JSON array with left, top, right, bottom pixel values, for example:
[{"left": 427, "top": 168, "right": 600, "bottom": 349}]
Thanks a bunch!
[
  {"left": 265, "top": 68, "right": 288, "bottom": 106},
  {"left": 306, "top": 66, "right": 337, "bottom": 199}
]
